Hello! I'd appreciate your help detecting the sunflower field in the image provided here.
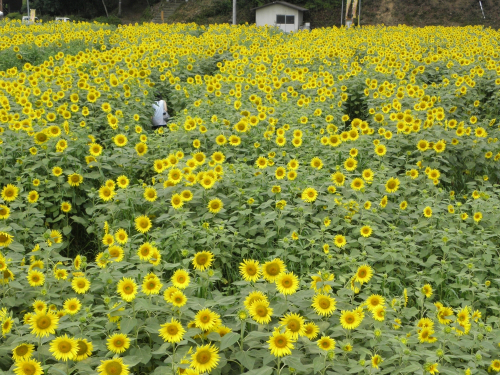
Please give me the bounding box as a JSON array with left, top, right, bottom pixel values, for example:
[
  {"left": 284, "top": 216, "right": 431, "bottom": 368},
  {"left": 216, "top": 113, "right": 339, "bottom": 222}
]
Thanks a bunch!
[{"left": 1, "top": 18, "right": 500, "bottom": 375}]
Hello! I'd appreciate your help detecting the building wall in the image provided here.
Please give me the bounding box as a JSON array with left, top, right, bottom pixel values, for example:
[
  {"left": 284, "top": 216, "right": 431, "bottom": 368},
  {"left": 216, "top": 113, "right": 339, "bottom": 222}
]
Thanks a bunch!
[{"left": 255, "top": 4, "right": 301, "bottom": 32}]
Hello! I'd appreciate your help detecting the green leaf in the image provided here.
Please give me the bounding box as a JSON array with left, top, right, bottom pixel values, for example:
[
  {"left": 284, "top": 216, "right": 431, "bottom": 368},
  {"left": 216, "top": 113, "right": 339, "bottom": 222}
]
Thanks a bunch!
[
  {"left": 122, "top": 355, "right": 142, "bottom": 367},
  {"left": 282, "top": 355, "right": 308, "bottom": 371},
  {"left": 242, "top": 366, "right": 273, "bottom": 375},
  {"left": 130, "top": 346, "right": 152, "bottom": 364},
  {"left": 235, "top": 351, "right": 255, "bottom": 370},
  {"left": 313, "top": 355, "right": 325, "bottom": 372},
  {"left": 400, "top": 363, "right": 421, "bottom": 373},
  {"left": 220, "top": 332, "right": 240, "bottom": 351},
  {"left": 151, "top": 342, "right": 171, "bottom": 354},
  {"left": 120, "top": 317, "right": 138, "bottom": 334}
]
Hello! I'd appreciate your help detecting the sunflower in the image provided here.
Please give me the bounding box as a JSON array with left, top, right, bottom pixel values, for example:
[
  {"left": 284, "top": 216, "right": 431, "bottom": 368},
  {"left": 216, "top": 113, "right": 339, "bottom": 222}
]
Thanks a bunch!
[
  {"left": 351, "top": 177, "right": 364, "bottom": 191},
  {"left": 107, "top": 333, "right": 130, "bottom": 353},
  {"left": 191, "top": 344, "right": 220, "bottom": 374},
  {"left": 135, "top": 142, "right": 148, "bottom": 156},
  {"left": 421, "top": 284, "right": 433, "bottom": 298},
  {"left": 418, "top": 327, "right": 436, "bottom": 343},
  {"left": 262, "top": 258, "right": 286, "bottom": 282},
  {"left": 159, "top": 318, "right": 185, "bottom": 343},
  {"left": 301, "top": 187, "right": 318, "bottom": 203},
  {"left": 239, "top": 259, "right": 261, "bottom": 282},
  {"left": 99, "top": 186, "right": 115, "bottom": 201},
  {"left": 14, "top": 359, "right": 44, "bottom": 375},
  {"left": 116, "top": 175, "right": 129, "bottom": 189},
  {"left": 137, "top": 242, "right": 154, "bottom": 261},
  {"left": 142, "top": 276, "right": 162, "bottom": 295},
  {"left": 34, "top": 131, "right": 48, "bottom": 145},
  {"left": 170, "top": 291, "right": 188, "bottom": 307},
  {"left": 180, "top": 190, "right": 194, "bottom": 202},
  {"left": 244, "top": 291, "right": 267, "bottom": 310},
  {"left": 334, "top": 234, "right": 347, "bottom": 248},
  {"left": 144, "top": 187, "right": 157, "bottom": 202},
  {"left": 0, "top": 204, "right": 10, "bottom": 219},
  {"left": 303, "top": 322, "right": 320, "bottom": 340},
  {"left": 27, "top": 270, "right": 44, "bottom": 286},
  {"left": 72, "top": 277, "right": 91, "bottom": 294},
  {"left": 171, "top": 269, "right": 190, "bottom": 289},
  {"left": 0, "top": 232, "right": 14, "bottom": 247},
  {"left": 275, "top": 272, "right": 299, "bottom": 295},
  {"left": 423, "top": 206, "right": 433, "bottom": 218},
  {"left": 192, "top": 251, "right": 214, "bottom": 271},
  {"left": 371, "top": 354, "right": 383, "bottom": 369},
  {"left": 135, "top": 215, "right": 152, "bottom": 233},
  {"left": 473, "top": 212, "right": 483, "bottom": 223},
  {"left": 331, "top": 172, "right": 346, "bottom": 186},
  {"left": 317, "top": 336, "right": 336, "bottom": 351},
  {"left": 344, "top": 157, "right": 357, "bottom": 171},
  {"left": 437, "top": 306, "right": 454, "bottom": 325},
  {"left": 2, "top": 316, "right": 13, "bottom": 335},
  {"left": 372, "top": 306, "right": 386, "bottom": 321},
  {"left": 89, "top": 143, "right": 103, "bottom": 156},
  {"left": 49, "top": 334, "right": 78, "bottom": 361},
  {"left": 310, "top": 157, "right": 323, "bottom": 169},
  {"left": 114, "top": 134, "right": 128, "bottom": 147},
  {"left": 312, "top": 294, "right": 336, "bottom": 316},
  {"left": 102, "top": 234, "right": 114, "bottom": 247},
  {"left": 360, "top": 225, "right": 373, "bottom": 238},
  {"left": 374, "top": 144, "right": 387, "bottom": 156},
  {"left": 97, "top": 358, "right": 129, "bottom": 375},
  {"left": 30, "top": 311, "right": 59, "bottom": 337},
  {"left": 355, "top": 265, "right": 373, "bottom": 284},
  {"left": 207, "top": 198, "right": 223, "bottom": 214},
  {"left": 194, "top": 309, "right": 221, "bottom": 331},
  {"left": 1, "top": 184, "right": 19, "bottom": 202},
  {"left": 340, "top": 310, "right": 362, "bottom": 330},
  {"left": 12, "top": 343, "right": 35, "bottom": 361},
  {"left": 67, "top": 173, "right": 83, "bottom": 187},
  {"left": 280, "top": 313, "right": 306, "bottom": 339},
  {"left": 75, "top": 338, "right": 93, "bottom": 361},
  {"left": 63, "top": 298, "right": 81, "bottom": 315},
  {"left": 267, "top": 329, "right": 294, "bottom": 357},
  {"left": 109, "top": 245, "right": 125, "bottom": 262},
  {"left": 117, "top": 278, "right": 138, "bottom": 302},
  {"left": 114, "top": 229, "right": 128, "bottom": 244},
  {"left": 61, "top": 201, "right": 72, "bottom": 213},
  {"left": 250, "top": 300, "right": 273, "bottom": 324},
  {"left": 365, "top": 294, "right": 385, "bottom": 311},
  {"left": 385, "top": 177, "right": 400, "bottom": 193},
  {"left": 490, "top": 360, "right": 500, "bottom": 372}
]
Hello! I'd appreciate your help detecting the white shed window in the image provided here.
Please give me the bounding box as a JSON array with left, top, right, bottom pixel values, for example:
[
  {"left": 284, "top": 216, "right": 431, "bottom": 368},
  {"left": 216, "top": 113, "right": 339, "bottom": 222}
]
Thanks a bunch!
[{"left": 276, "top": 15, "right": 294, "bottom": 24}]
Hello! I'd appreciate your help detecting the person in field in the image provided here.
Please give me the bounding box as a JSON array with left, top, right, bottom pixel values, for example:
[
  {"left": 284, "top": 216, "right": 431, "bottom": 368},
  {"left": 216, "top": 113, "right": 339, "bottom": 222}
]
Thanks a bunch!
[{"left": 151, "top": 95, "right": 169, "bottom": 130}]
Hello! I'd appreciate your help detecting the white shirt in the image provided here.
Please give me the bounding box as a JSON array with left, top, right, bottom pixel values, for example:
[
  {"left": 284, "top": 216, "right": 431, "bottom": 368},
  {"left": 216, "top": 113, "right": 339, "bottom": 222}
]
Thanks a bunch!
[{"left": 152, "top": 100, "right": 168, "bottom": 126}]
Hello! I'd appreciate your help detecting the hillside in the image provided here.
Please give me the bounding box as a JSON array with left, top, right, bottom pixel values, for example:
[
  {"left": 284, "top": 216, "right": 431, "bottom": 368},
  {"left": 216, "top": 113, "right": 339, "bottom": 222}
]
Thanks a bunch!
[{"left": 165, "top": 0, "right": 500, "bottom": 29}]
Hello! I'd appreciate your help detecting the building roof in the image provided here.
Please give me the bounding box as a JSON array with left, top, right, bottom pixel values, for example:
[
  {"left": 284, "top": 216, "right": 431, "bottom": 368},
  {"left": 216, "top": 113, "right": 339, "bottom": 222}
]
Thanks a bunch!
[{"left": 252, "top": 1, "right": 308, "bottom": 12}]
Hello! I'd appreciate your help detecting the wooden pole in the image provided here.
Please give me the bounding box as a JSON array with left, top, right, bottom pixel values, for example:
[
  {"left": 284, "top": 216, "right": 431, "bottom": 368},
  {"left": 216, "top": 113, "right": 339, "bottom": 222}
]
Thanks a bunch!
[
  {"left": 232, "top": 0, "right": 236, "bottom": 25},
  {"left": 0, "top": 0, "right": 3, "bottom": 14},
  {"left": 118, "top": 0, "right": 121, "bottom": 16},
  {"left": 340, "top": 0, "right": 343, "bottom": 26},
  {"left": 358, "top": 0, "right": 361, "bottom": 26},
  {"left": 161, "top": 10, "right": 164, "bottom": 23}
]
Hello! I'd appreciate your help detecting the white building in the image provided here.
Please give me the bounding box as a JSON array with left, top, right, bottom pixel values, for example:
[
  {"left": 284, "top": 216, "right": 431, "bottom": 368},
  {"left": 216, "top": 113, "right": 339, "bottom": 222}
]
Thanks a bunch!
[{"left": 253, "top": 1, "right": 308, "bottom": 33}]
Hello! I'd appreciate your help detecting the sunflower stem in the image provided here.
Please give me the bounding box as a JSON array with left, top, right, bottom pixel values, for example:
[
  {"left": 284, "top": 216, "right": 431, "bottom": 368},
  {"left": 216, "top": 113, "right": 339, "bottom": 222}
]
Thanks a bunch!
[{"left": 171, "top": 342, "right": 176, "bottom": 372}]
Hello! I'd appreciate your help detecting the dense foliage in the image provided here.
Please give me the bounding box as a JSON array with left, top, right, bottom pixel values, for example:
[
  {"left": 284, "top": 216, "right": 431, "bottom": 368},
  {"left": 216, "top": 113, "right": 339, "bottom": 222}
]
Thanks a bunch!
[{"left": 0, "top": 20, "right": 500, "bottom": 375}]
